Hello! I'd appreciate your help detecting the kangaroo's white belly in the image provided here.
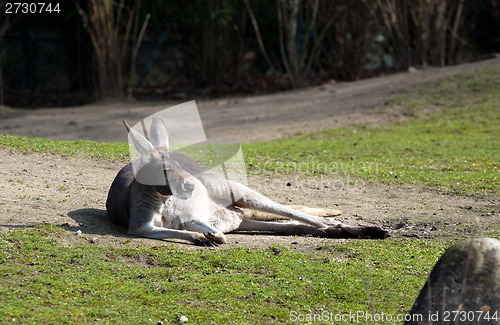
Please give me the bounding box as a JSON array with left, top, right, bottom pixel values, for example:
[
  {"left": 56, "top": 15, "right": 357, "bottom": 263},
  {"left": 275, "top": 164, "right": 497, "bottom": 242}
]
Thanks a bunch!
[{"left": 158, "top": 179, "right": 243, "bottom": 233}]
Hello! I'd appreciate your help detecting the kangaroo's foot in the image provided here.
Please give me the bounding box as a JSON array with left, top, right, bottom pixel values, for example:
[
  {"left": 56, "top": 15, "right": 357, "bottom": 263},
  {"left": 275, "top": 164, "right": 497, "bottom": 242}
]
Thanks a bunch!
[
  {"left": 340, "top": 225, "right": 390, "bottom": 239},
  {"left": 359, "top": 226, "right": 390, "bottom": 239},
  {"left": 318, "top": 225, "right": 390, "bottom": 239}
]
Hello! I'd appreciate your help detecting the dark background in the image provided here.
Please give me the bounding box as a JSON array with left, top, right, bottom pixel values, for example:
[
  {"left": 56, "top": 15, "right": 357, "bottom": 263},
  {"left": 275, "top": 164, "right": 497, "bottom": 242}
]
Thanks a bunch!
[{"left": 0, "top": 0, "right": 499, "bottom": 107}]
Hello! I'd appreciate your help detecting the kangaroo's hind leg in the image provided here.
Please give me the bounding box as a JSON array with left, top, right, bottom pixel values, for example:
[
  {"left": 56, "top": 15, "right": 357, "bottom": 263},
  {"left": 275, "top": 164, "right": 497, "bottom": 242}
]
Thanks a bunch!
[
  {"left": 219, "top": 181, "right": 389, "bottom": 239},
  {"left": 236, "top": 219, "right": 386, "bottom": 239},
  {"left": 234, "top": 219, "right": 346, "bottom": 237},
  {"left": 243, "top": 205, "right": 342, "bottom": 221}
]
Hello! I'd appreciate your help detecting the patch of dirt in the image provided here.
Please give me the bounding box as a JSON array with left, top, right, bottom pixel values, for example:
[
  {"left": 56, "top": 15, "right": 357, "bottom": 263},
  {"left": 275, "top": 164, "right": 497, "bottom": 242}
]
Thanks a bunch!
[
  {"left": 0, "top": 149, "right": 497, "bottom": 252},
  {"left": 0, "top": 58, "right": 499, "bottom": 251},
  {"left": 1, "top": 57, "right": 500, "bottom": 143}
]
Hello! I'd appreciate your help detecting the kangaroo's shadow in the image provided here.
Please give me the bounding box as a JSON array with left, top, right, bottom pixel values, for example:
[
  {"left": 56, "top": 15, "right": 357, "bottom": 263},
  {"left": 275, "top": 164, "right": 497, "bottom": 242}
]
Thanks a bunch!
[
  {"left": 67, "top": 208, "right": 131, "bottom": 239},
  {"left": 66, "top": 208, "right": 200, "bottom": 246}
]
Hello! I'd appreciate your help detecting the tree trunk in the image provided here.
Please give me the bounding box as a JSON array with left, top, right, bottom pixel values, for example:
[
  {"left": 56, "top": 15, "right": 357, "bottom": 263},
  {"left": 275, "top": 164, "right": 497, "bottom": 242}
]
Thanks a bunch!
[
  {"left": 0, "top": 52, "right": 4, "bottom": 106},
  {"left": 0, "top": 3, "right": 12, "bottom": 106},
  {"left": 286, "top": 0, "right": 300, "bottom": 87}
]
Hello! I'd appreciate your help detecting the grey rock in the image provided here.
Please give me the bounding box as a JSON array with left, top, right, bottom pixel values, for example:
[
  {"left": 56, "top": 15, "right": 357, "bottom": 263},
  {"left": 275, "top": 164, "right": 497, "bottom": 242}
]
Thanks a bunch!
[{"left": 406, "top": 238, "right": 500, "bottom": 325}]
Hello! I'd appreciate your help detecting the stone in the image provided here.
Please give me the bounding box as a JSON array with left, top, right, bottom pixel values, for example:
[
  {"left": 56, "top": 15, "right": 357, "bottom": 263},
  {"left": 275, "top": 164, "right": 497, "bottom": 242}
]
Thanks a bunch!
[{"left": 406, "top": 238, "right": 500, "bottom": 324}]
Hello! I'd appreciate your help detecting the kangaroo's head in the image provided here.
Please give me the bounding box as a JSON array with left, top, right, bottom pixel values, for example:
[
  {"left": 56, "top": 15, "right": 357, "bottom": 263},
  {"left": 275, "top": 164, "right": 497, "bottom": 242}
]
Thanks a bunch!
[{"left": 124, "top": 117, "right": 195, "bottom": 199}]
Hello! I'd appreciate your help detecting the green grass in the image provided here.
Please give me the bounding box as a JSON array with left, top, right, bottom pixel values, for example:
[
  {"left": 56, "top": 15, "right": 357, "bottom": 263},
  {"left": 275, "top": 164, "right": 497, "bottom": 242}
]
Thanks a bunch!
[
  {"left": 244, "top": 68, "right": 500, "bottom": 196},
  {"left": 0, "top": 225, "right": 449, "bottom": 324},
  {"left": 0, "top": 135, "right": 128, "bottom": 161}
]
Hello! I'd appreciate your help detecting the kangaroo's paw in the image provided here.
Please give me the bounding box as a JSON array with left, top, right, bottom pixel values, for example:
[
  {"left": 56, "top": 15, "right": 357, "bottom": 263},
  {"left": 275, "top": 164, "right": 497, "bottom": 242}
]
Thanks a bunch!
[
  {"left": 204, "top": 232, "right": 226, "bottom": 245},
  {"left": 192, "top": 233, "right": 220, "bottom": 247}
]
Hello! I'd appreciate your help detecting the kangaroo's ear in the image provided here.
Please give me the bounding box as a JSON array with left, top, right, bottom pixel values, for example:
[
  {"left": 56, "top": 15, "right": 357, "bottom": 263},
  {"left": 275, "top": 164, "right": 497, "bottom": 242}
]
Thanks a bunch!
[
  {"left": 149, "top": 117, "right": 170, "bottom": 151},
  {"left": 123, "top": 120, "right": 155, "bottom": 159}
]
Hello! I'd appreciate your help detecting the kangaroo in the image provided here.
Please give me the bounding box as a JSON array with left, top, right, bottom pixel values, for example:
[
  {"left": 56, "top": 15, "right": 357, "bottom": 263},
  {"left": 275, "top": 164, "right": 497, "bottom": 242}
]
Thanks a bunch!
[{"left": 106, "top": 117, "right": 389, "bottom": 246}]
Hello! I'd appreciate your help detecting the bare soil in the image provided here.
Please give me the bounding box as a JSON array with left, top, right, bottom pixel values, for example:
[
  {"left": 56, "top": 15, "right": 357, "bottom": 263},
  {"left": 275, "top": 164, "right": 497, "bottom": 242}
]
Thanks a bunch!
[
  {"left": 0, "top": 58, "right": 499, "bottom": 251},
  {"left": 2, "top": 57, "right": 500, "bottom": 144}
]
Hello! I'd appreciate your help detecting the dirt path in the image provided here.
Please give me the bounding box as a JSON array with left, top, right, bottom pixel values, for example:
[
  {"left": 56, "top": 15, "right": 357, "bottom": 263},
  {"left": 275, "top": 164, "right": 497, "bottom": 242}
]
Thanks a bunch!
[
  {"left": 0, "top": 58, "right": 499, "bottom": 250},
  {"left": 1, "top": 57, "right": 500, "bottom": 143}
]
